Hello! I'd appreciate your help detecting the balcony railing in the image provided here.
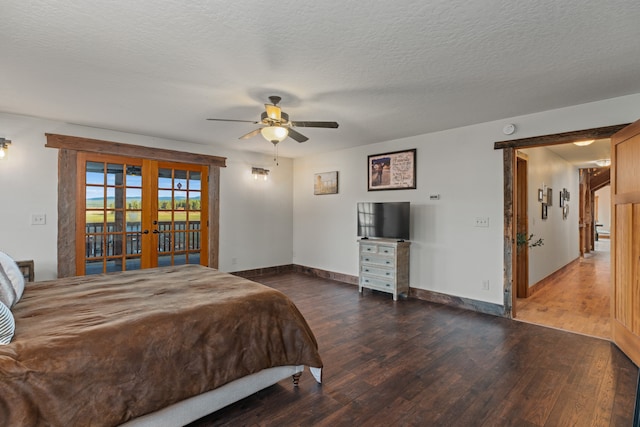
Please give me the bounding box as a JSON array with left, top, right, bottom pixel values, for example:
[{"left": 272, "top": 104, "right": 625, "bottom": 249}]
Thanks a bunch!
[{"left": 85, "top": 221, "right": 201, "bottom": 258}]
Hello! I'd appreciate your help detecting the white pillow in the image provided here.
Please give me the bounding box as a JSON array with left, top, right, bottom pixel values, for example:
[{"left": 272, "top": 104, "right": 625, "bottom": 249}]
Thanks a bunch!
[
  {"left": 0, "top": 252, "right": 25, "bottom": 307},
  {"left": 0, "top": 264, "right": 17, "bottom": 308},
  {"left": 0, "top": 300, "right": 15, "bottom": 344}
]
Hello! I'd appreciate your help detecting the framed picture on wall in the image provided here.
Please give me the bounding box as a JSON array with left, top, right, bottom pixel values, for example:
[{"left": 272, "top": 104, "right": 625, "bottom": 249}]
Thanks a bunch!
[
  {"left": 547, "top": 188, "right": 553, "bottom": 206},
  {"left": 368, "top": 149, "right": 416, "bottom": 191},
  {"left": 542, "top": 203, "right": 548, "bottom": 220},
  {"left": 559, "top": 191, "right": 565, "bottom": 207},
  {"left": 314, "top": 171, "right": 339, "bottom": 195},
  {"left": 538, "top": 188, "right": 544, "bottom": 202}
]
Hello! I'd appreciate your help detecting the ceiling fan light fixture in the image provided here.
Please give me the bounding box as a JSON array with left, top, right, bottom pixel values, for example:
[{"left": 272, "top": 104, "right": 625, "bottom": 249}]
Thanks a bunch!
[
  {"left": 261, "top": 126, "right": 288, "bottom": 144},
  {"left": 573, "top": 139, "right": 595, "bottom": 146}
]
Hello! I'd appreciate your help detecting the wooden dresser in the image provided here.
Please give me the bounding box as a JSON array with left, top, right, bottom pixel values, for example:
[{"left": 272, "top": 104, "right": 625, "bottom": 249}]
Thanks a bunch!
[{"left": 358, "top": 239, "right": 410, "bottom": 301}]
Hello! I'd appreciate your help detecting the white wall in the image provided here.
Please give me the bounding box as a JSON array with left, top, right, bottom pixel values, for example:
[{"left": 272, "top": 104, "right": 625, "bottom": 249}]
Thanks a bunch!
[
  {"left": 521, "top": 147, "right": 580, "bottom": 286},
  {"left": 595, "top": 185, "right": 611, "bottom": 233},
  {"left": 0, "top": 112, "right": 293, "bottom": 280},
  {"left": 293, "top": 93, "right": 640, "bottom": 306},
  {"left": 3, "top": 92, "right": 640, "bottom": 306}
]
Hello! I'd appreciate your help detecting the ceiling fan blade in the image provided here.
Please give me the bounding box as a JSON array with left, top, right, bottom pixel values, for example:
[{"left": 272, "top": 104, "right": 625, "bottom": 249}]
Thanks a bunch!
[
  {"left": 290, "top": 121, "right": 339, "bottom": 128},
  {"left": 239, "top": 128, "right": 263, "bottom": 140},
  {"left": 207, "top": 118, "right": 259, "bottom": 124},
  {"left": 287, "top": 127, "right": 309, "bottom": 143},
  {"left": 264, "top": 104, "right": 282, "bottom": 121}
]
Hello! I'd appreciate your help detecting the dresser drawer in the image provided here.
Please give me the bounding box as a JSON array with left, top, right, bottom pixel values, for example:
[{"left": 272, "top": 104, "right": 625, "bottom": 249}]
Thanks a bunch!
[
  {"left": 360, "top": 254, "right": 395, "bottom": 267},
  {"left": 360, "top": 276, "right": 394, "bottom": 292},
  {"left": 359, "top": 244, "right": 396, "bottom": 256},
  {"left": 361, "top": 265, "right": 395, "bottom": 279}
]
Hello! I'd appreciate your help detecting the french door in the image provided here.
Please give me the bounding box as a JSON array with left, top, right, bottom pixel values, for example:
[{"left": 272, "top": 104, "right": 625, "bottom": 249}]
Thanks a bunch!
[{"left": 76, "top": 153, "right": 208, "bottom": 275}]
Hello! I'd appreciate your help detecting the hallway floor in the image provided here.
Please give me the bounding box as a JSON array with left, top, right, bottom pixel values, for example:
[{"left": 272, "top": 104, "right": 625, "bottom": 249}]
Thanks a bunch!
[{"left": 515, "top": 239, "right": 611, "bottom": 340}]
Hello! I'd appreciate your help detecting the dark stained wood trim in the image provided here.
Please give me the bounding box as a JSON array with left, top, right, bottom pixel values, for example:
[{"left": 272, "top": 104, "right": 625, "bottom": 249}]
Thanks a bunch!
[
  {"left": 503, "top": 148, "right": 515, "bottom": 317},
  {"left": 231, "top": 264, "right": 295, "bottom": 279},
  {"left": 494, "top": 124, "right": 630, "bottom": 150},
  {"left": 496, "top": 124, "right": 627, "bottom": 319},
  {"left": 410, "top": 287, "right": 505, "bottom": 317},
  {"left": 208, "top": 167, "right": 220, "bottom": 269},
  {"left": 58, "top": 149, "right": 77, "bottom": 278},
  {"left": 239, "top": 264, "right": 506, "bottom": 317},
  {"left": 45, "top": 133, "right": 227, "bottom": 168},
  {"left": 293, "top": 265, "right": 359, "bottom": 285}
]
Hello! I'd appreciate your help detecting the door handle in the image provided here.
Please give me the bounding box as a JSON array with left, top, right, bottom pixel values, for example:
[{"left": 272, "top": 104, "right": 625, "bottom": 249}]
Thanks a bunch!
[
  {"left": 142, "top": 230, "right": 149, "bottom": 234},
  {"left": 152, "top": 229, "right": 160, "bottom": 234}
]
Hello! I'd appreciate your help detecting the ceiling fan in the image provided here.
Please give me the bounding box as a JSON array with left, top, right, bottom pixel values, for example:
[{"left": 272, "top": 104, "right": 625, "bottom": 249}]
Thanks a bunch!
[{"left": 207, "top": 96, "right": 339, "bottom": 145}]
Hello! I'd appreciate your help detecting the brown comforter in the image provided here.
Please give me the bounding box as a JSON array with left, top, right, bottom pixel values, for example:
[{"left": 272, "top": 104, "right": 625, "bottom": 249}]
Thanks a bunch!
[{"left": 0, "top": 265, "right": 323, "bottom": 426}]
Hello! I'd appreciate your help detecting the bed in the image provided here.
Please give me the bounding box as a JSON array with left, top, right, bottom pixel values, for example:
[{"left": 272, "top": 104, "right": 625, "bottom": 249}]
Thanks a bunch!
[{"left": 0, "top": 264, "right": 323, "bottom": 426}]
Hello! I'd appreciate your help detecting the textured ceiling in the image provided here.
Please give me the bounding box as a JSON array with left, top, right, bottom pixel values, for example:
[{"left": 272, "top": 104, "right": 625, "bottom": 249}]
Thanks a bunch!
[{"left": 1, "top": 1, "right": 640, "bottom": 158}]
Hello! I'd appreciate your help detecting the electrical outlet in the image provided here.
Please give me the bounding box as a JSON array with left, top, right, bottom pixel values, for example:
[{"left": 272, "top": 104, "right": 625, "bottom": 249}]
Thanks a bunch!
[
  {"left": 475, "top": 217, "right": 489, "bottom": 227},
  {"left": 482, "top": 280, "right": 490, "bottom": 290},
  {"left": 31, "top": 213, "right": 46, "bottom": 225}
]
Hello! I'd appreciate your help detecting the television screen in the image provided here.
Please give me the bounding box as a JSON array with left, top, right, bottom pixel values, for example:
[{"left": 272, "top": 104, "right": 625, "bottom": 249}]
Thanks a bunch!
[{"left": 357, "top": 202, "right": 410, "bottom": 240}]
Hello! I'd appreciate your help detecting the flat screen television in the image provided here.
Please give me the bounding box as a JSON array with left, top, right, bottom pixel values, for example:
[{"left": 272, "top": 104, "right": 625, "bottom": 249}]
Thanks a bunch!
[{"left": 357, "top": 201, "right": 410, "bottom": 240}]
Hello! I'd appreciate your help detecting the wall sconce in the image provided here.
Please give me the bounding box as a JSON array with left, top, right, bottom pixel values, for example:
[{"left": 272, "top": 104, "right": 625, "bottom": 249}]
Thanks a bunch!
[
  {"left": 0, "top": 138, "right": 11, "bottom": 161},
  {"left": 252, "top": 167, "right": 270, "bottom": 181}
]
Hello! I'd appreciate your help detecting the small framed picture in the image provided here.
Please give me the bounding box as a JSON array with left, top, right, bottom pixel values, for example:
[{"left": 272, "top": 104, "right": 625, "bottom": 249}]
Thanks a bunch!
[
  {"left": 538, "top": 188, "right": 544, "bottom": 202},
  {"left": 314, "top": 171, "right": 338, "bottom": 195},
  {"left": 541, "top": 203, "right": 548, "bottom": 220},
  {"left": 559, "top": 191, "right": 564, "bottom": 207},
  {"left": 546, "top": 188, "right": 553, "bottom": 206}
]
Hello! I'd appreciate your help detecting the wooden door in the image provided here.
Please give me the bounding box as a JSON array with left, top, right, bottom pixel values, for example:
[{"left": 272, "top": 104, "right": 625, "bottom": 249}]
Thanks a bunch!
[
  {"left": 76, "top": 153, "right": 208, "bottom": 275},
  {"left": 515, "top": 154, "right": 529, "bottom": 299},
  {"left": 611, "top": 118, "right": 640, "bottom": 367}
]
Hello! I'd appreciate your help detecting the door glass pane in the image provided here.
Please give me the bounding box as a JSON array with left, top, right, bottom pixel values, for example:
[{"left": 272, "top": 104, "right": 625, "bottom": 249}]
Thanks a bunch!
[
  {"left": 107, "top": 163, "right": 125, "bottom": 186},
  {"left": 158, "top": 168, "right": 172, "bottom": 189},
  {"left": 174, "top": 170, "right": 188, "bottom": 189},
  {"left": 158, "top": 232, "right": 171, "bottom": 252},
  {"left": 86, "top": 186, "right": 105, "bottom": 209},
  {"left": 174, "top": 232, "right": 186, "bottom": 251},
  {"left": 126, "top": 232, "right": 142, "bottom": 255},
  {"left": 126, "top": 166, "right": 142, "bottom": 187},
  {"left": 189, "top": 231, "right": 201, "bottom": 250},
  {"left": 85, "top": 259, "right": 104, "bottom": 276},
  {"left": 86, "top": 162, "right": 105, "bottom": 185},
  {"left": 126, "top": 257, "right": 141, "bottom": 271},
  {"left": 187, "top": 253, "right": 201, "bottom": 265},
  {"left": 189, "top": 172, "right": 201, "bottom": 190},
  {"left": 158, "top": 254, "right": 172, "bottom": 267}
]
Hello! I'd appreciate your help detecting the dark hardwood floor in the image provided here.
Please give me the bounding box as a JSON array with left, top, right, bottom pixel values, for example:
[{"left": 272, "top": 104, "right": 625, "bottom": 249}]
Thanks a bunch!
[{"left": 189, "top": 272, "right": 638, "bottom": 426}]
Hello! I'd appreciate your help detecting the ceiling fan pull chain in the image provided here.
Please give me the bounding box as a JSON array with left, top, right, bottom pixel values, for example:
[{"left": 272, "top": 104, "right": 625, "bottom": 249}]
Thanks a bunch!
[{"left": 274, "top": 143, "right": 279, "bottom": 166}]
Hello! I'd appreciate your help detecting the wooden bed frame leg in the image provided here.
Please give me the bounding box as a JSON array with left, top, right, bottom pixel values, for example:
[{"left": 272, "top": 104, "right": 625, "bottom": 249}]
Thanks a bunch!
[{"left": 292, "top": 372, "right": 302, "bottom": 387}]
